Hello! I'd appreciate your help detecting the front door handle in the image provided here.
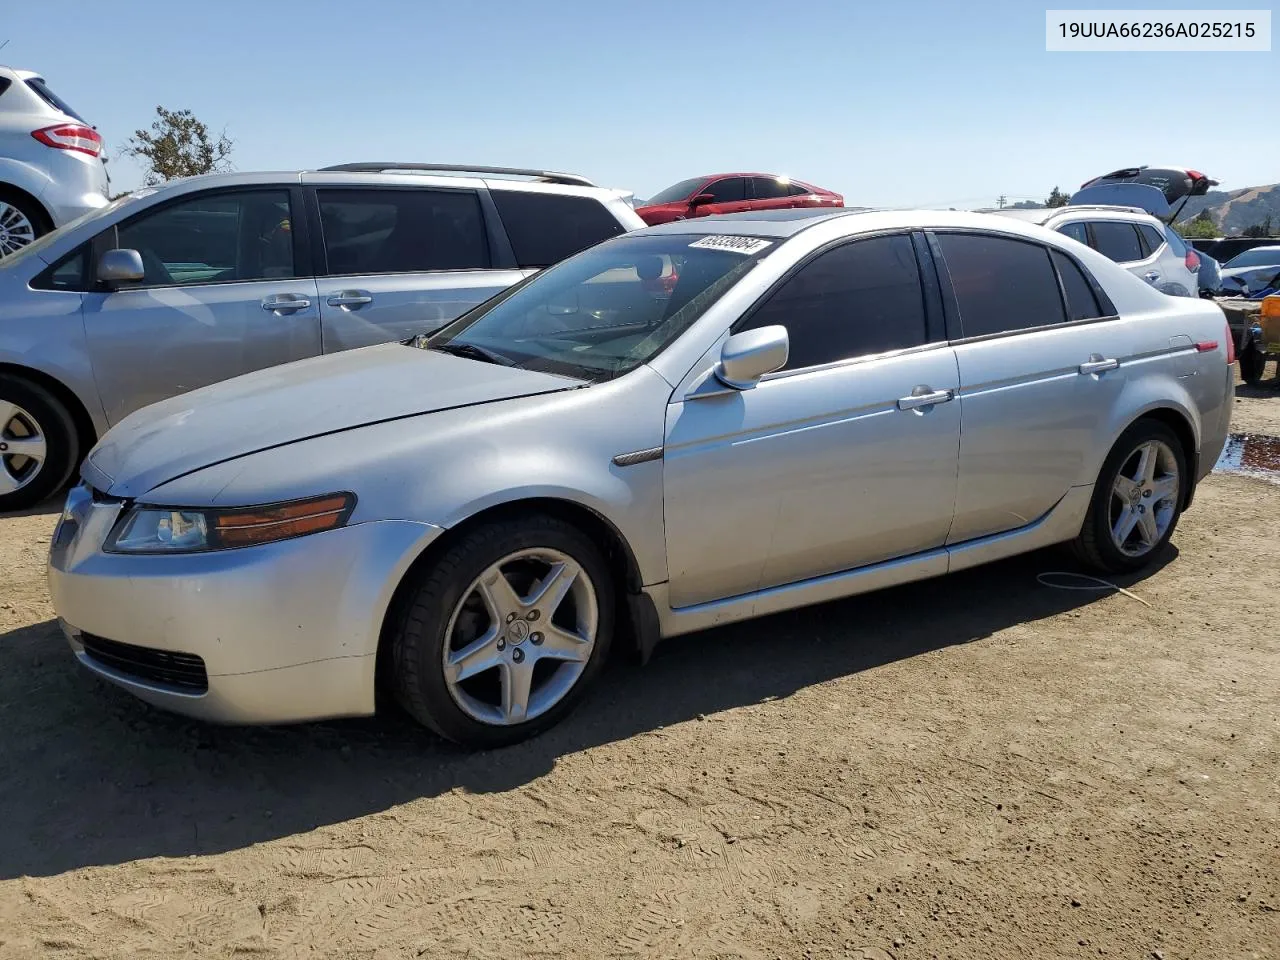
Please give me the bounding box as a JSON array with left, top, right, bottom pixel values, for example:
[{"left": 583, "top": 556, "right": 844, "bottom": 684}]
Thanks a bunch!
[
  {"left": 327, "top": 291, "right": 374, "bottom": 309},
  {"left": 261, "top": 295, "right": 311, "bottom": 313},
  {"left": 1079, "top": 356, "right": 1119, "bottom": 375},
  {"left": 897, "top": 387, "right": 955, "bottom": 411}
]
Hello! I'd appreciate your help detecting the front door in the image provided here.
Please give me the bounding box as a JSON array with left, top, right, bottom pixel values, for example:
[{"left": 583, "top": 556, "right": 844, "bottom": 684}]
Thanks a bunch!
[
  {"left": 691, "top": 177, "right": 752, "bottom": 218},
  {"left": 313, "top": 186, "right": 527, "bottom": 351},
  {"left": 82, "top": 187, "right": 321, "bottom": 425},
  {"left": 663, "top": 233, "right": 961, "bottom": 608}
]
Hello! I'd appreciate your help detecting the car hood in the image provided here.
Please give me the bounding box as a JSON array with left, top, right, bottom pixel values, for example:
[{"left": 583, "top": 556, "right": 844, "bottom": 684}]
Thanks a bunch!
[{"left": 84, "top": 343, "right": 583, "bottom": 498}]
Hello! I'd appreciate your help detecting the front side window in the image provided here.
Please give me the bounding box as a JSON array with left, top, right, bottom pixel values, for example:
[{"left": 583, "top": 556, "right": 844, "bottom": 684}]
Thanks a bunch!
[
  {"left": 425, "top": 233, "right": 774, "bottom": 381},
  {"left": 114, "top": 190, "right": 295, "bottom": 287},
  {"left": 703, "top": 178, "right": 747, "bottom": 203},
  {"left": 737, "top": 233, "right": 927, "bottom": 370},
  {"left": 318, "top": 188, "right": 488, "bottom": 275},
  {"left": 1090, "top": 221, "right": 1144, "bottom": 263},
  {"left": 936, "top": 233, "right": 1066, "bottom": 337},
  {"left": 490, "top": 191, "right": 626, "bottom": 268}
]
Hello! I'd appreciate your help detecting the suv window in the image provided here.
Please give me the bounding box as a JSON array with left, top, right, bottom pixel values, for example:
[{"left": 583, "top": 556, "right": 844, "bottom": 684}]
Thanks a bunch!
[
  {"left": 489, "top": 191, "right": 626, "bottom": 268},
  {"left": 1051, "top": 250, "right": 1104, "bottom": 322},
  {"left": 737, "top": 233, "right": 927, "bottom": 370},
  {"left": 751, "top": 177, "right": 791, "bottom": 200},
  {"left": 318, "top": 188, "right": 489, "bottom": 275},
  {"left": 114, "top": 190, "right": 295, "bottom": 287},
  {"left": 1138, "top": 224, "right": 1166, "bottom": 256},
  {"left": 936, "top": 233, "right": 1066, "bottom": 337},
  {"left": 1090, "top": 221, "right": 1144, "bottom": 263},
  {"left": 703, "top": 178, "right": 747, "bottom": 203},
  {"left": 1057, "top": 221, "right": 1089, "bottom": 246}
]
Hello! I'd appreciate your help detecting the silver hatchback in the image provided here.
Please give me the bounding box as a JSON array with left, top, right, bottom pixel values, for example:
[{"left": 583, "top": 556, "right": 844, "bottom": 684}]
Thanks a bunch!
[{"left": 49, "top": 209, "right": 1234, "bottom": 748}]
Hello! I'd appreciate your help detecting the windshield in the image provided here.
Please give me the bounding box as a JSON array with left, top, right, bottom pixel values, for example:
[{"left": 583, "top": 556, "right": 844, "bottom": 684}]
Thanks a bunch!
[
  {"left": 645, "top": 177, "right": 710, "bottom": 206},
  {"left": 1224, "top": 248, "right": 1280, "bottom": 269},
  {"left": 0, "top": 193, "right": 140, "bottom": 272},
  {"left": 422, "top": 232, "right": 776, "bottom": 381}
]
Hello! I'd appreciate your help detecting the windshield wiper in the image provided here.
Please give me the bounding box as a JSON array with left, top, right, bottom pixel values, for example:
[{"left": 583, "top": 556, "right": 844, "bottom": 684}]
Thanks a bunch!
[{"left": 429, "top": 341, "right": 517, "bottom": 367}]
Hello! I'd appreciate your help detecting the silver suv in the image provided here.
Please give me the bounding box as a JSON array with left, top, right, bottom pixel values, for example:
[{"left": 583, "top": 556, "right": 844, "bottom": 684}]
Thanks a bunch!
[
  {"left": 0, "top": 164, "right": 643, "bottom": 509},
  {"left": 0, "top": 65, "right": 110, "bottom": 255}
]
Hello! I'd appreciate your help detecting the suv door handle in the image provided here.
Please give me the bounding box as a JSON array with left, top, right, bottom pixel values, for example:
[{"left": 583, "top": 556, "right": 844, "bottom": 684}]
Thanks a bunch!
[
  {"left": 261, "top": 295, "right": 311, "bottom": 313},
  {"left": 1143, "top": 271, "right": 1160, "bottom": 283},
  {"left": 1079, "top": 357, "right": 1119, "bottom": 375},
  {"left": 327, "top": 291, "right": 373, "bottom": 309},
  {"left": 897, "top": 387, "right": 954, "bottom": 411}
]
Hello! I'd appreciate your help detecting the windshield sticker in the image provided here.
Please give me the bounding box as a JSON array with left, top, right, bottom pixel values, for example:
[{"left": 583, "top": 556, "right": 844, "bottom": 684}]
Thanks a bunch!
[{"left": 688, "top": 235, "right": 773, "bottom": 256}]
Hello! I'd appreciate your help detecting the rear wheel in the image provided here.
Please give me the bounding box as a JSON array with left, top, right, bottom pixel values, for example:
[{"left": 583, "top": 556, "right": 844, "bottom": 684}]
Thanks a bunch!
[
  {"left": 0, "top": 192, "right": 51, "bottom": 258},
  {"left": 1073, "top": 420, "right": 1187, "bottom": 574},
  {"left": 0, "top": 375, "right": 79, "bottom": 512},
  {"left": 388, "top": 514, "right": 615, "bottom": 748},
  {"left": 1239, "top": 343, "right": 1266, "bottom": 385}
]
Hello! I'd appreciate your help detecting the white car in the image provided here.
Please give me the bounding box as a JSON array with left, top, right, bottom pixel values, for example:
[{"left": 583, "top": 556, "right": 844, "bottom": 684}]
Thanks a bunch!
[{"left": 996, "top": 206, "right": 1199, "bottom": 297}]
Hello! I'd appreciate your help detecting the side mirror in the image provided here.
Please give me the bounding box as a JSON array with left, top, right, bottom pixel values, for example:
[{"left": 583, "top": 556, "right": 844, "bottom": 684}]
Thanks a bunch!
[
  {"left": 97, "top": 248, "right": 145, "bottom": 286},
  {"left": 715, "top": 326, "right": 788, "bottom": 389},
  {"left": 690, "top": 193, "right": 716, "bottom": 208}
]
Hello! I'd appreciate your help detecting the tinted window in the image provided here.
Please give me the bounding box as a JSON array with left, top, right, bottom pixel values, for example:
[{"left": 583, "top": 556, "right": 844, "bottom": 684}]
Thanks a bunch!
[
  {"left": 0, "top": 78, "right": 11, "bottom": 99},
  {"left": 703, "top": 178, "right": 747, "bottom": 203},
  {"left": 318, "top": 188, "right": 488, "bottom": 275},
  {"left": 1161, "top": 226, "right": 1188, "bottom": 256},
  {"left": 751, "top": 177, "right": 791, "bottom": 200},
  {"left": 788, "top": 183, "right": 812, "bottom": 197},
  {"left": 646, "top": 177, "right": 709, "bottom": 205},
  {"left": 1091, "top": 221, "right": 1144, "bottom": 263},
  {"left": 737, "top": 234, "right": 926, "bottom": 370},
  {"left": 24, "top": 78, "right": 87, "bottom": 123},
  {"left": 1057, "top": 222, "right": 1089, "bottom": 246},
  {"left": 115, "top": 190, "right": 295, "bottom": 286},
  {"left": 1224, "top": 247, "right": 1280, "bottom": 268},
  {"left": 1138, "top": 224, "right": 1167, "bottom": 255},
  {"left": 490, "top": 191, "right": 626, "bottom": 268},
  {"left": 937, "top": 233, "right": 1066, "bottom": 337},
  {"left": 1052, "top": 250, "right": 1104, "bottom": 322}
]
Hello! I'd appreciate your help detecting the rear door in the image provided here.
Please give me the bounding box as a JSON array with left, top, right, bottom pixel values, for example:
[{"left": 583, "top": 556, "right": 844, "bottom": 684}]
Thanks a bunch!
[
  {"left": 311, "top": 184, "right": 524, "bottom": 351},
  {"left": 1089, "top": 220, "right": 1164, "bottom": 288},
  {"left": 935, "top": 231, "right": 1129, "bottom": 543},
  {"left": 748, "top": 176, "right": 797, "bottom": 213}
]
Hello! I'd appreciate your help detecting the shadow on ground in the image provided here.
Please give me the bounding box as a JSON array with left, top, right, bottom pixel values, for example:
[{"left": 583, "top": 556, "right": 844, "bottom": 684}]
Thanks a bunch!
[{"left": 0, "top": 545, "right": 1174, "bottom": 879}]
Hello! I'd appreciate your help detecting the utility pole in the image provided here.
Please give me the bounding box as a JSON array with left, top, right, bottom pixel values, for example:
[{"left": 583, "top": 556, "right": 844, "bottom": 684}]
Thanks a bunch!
[{"left": 996, "top": 194, "right": 1007, "bottom": 209}]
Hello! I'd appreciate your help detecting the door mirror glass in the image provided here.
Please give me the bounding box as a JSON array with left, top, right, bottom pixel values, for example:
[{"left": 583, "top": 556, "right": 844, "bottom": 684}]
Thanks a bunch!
[
  {"left": 96, "top": 248, "right": 145, "bottom": 285},
  {"left": 690, "top": 193, "right": 716, "bottom": 207},
  {"left": 715, "top": 326, "right": 789, "bottom": 389}
]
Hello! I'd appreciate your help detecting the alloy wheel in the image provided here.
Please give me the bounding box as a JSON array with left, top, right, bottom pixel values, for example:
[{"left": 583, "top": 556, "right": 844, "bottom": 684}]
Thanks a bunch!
[
  {"left": 442, "top": 547, "right": 599, "bottom": 726},
  {"left": 0, "top": 202, "right": 36, "bottom": 258},
  {"left": 1108, "top": 439, "right": 1180, "bottom": 558},
  {"left": 0, "top": 401, "right": 48, "bottom": 495}
]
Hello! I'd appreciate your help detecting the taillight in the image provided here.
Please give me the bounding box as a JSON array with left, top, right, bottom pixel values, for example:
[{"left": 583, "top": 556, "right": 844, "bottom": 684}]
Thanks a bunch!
[
  {"left": 1185, "top": 249, "right": 1200, "bottom": 272},
  {"left": 31, "top": 124, "right": 104, "bottom": 157},
  {"left": 1224, "top": 321, "right": 1236, "bottom": 365}
]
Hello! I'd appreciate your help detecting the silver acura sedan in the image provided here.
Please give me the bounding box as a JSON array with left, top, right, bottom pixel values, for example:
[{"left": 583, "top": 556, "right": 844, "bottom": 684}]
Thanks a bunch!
[{"left": 48, "top": 209, "right": 1234, "bottom": 747}]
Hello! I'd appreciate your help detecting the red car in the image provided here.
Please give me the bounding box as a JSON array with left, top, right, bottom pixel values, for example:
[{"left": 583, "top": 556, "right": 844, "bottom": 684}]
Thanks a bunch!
[{"left": 634, "top": 173, "right": 843, "bottom": 225}]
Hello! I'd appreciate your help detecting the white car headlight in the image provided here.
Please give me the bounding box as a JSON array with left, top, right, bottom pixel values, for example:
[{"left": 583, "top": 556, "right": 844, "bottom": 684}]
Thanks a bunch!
[{"left": 104, "top": 493, "right": 355, "bottom": 554}]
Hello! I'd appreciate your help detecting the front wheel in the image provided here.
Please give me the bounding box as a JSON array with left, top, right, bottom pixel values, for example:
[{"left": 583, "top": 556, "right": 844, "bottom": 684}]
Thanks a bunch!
[
  {"left": 388, "top": 515, "right": 615, "bottom": 748},
  {"left": 1239, "top": 343, "right": 1266, "bottom": 385},
  {"left": 1073, "top": 420, "right": 1187, "bottom": 574}
]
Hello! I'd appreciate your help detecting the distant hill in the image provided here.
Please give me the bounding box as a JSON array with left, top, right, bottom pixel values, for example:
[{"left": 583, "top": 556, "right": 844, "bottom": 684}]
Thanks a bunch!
[{"left": 1177, "top": 183, "right": 1279, "bottom": 234}]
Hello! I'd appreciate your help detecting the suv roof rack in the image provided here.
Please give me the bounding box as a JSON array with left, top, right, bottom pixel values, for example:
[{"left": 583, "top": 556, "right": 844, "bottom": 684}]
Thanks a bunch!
[
  {"left": 1055, "top": 204, "right": 1152, "bottom": 216},
  {"left": 317, "top": 163, "right": 596, "bottom": 187}
]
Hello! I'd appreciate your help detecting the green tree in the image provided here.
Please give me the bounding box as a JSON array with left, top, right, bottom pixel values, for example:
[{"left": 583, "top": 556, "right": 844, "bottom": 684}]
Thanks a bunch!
[
  {"left": 1175, "top": 209, "right": 1219, "bottom": 240},
  {"left": 1045, "top": 186, "right": 1070, "bottom": 208},
  {"left": 1241, "top": 215, "right": 1274, "bottom": 238},
  {"left": 123, "top": 106, "right": 233, "bottom": 185}
]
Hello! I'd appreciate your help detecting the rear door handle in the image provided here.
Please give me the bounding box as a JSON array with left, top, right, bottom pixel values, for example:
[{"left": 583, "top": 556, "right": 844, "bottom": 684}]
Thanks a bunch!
[
  {"left": 1079, "top": 357, "right": 1119, "bottom": 375},
  {"left": 326, "top": 291, "right": 373, "bottom": 309},
  {"left": 261, "top": 295, "right": 311, "bottom": 313},
  {"left": 897, "top": 387, "right": 954, "bottom": 411}
]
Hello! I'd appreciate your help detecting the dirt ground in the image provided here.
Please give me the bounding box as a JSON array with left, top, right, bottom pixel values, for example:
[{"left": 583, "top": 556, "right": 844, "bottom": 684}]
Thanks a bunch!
[{"left": 1, "top": 383, "right": 1278, "bottom": 960}]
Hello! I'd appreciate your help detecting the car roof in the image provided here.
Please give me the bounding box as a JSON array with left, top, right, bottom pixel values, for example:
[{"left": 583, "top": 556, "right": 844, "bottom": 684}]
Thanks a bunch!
[{"left": 0, "top": 65, "right": 40, "bottom": 80}]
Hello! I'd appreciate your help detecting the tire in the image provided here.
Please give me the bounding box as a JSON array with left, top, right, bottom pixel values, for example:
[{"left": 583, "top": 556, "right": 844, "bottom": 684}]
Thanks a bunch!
[
  {"left": 0, "top": 190, "right": 52, "bottom": 259},
  {"left": 388, "top": 514, "right": 616, "bottom": 748},
  {"left": 0, "top": 375, "right": 79, "bottom": 512},
  {"left": 1073, "top": 419, "right": 1188, "bottom": 574},
  {"left": 1239, "top": 344, "right": 1266, "bottom": 385}
]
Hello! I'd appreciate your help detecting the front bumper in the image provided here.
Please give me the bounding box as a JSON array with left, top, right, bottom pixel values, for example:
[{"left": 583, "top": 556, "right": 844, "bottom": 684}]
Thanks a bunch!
[{"left": 47, "top": 486, "right": 443, "bottom": 724}]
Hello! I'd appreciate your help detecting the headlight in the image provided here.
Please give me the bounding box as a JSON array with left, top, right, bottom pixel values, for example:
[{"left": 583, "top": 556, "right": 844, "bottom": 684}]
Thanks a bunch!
[{"left": 105, "top": 493, "right": 355, "bottom": 554}]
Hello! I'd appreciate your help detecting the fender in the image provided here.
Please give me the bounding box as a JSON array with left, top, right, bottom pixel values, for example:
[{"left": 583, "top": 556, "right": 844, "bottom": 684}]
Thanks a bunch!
[{"left": 0, "top": 157, "right": 55, "bottom": 205}]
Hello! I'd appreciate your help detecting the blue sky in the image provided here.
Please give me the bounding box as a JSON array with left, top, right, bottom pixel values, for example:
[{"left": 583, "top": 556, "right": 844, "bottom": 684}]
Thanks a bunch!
[{"left": 3, "top": 0, "right": 1276, "bottom": 206}]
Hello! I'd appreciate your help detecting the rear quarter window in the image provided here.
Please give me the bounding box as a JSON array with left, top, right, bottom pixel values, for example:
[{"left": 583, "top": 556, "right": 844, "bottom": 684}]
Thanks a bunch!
[{"left": 490, "top": 191, "right": 627, "bottom": 268}]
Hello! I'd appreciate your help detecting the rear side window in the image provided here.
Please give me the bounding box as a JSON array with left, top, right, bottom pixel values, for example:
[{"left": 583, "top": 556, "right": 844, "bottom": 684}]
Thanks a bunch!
[
  {"left": 936, "top": 233, "right": 1066, "bottom": 337},
  {"left": 1138, "top": 224, "right": 1167, "bottom": 255},
  {"left": 318, "top": 188, "right": 489, "bottom": 275},
  {"left": 489, "top": 191, "right": 626, "bottom": 268},
  {"left": 1052, "top": 250, "right": 1104, "bottom": 322},
  {"left": 751, "top": 177, "right": 791, "bottom": 200},
  {"left": 737, "top": 233, "right": 927, "bottom": 370},
  {"left": 1057, "top": 222, "right": 1089, "bottom": 246},
  {"left": 1091, "top": 221, "right": 1144, "bottom": 263},
  {"left": 24, "top": 77, "right": 87, "bottom": 123}
]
